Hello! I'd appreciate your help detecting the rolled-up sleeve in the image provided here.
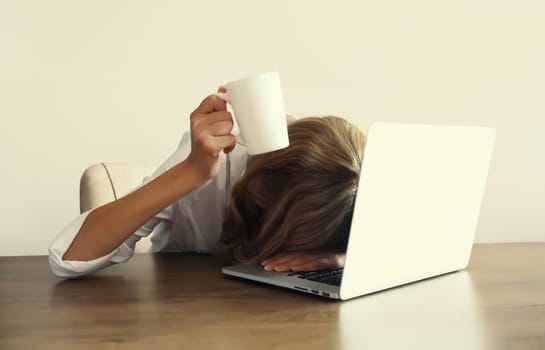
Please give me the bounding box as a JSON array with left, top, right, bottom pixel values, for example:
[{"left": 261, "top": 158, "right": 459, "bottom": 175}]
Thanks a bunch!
[{"left": 48, "top": 208, "right": 172, "bottom": 278}]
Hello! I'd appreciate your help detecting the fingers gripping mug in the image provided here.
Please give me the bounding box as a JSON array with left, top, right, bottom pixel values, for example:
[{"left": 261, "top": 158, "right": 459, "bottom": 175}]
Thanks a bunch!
[{"left": 214, "top": 71, "right": 290, "bottom": 155}]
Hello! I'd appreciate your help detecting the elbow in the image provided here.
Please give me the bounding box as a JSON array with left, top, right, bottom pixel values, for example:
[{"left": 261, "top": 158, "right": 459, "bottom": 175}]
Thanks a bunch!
[
  {"left": 48, "top": 246, "right": 91, "bottom": 279},
  {"left": 48, "top": 241, "right": 125, "bottom": 278}
]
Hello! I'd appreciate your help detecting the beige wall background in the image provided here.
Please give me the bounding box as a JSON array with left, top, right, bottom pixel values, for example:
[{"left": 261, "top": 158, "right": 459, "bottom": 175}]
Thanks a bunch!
[{"left": 1, "top": 0, "right": 543, "bottom": 256}]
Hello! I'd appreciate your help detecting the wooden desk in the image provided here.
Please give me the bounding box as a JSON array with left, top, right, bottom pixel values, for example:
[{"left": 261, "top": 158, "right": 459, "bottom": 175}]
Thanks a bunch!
[{"left": 1, "top": 243, "right": 544, "bottom": 350}]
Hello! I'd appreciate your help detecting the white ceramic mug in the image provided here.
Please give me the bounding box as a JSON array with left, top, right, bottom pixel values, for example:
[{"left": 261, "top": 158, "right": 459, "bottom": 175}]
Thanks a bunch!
[{"left": 215, "top": 71, "right": 290, "bottom": 155}]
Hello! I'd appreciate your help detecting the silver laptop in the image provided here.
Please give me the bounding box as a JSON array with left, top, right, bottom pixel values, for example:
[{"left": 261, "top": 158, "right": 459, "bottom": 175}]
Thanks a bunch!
[{"left": 222, "top": 122, "right": 496, "bottom": 300}]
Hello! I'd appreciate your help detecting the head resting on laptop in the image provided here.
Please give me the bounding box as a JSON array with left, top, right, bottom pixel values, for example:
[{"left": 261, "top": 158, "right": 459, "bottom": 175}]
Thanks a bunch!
[{"left": 217, "top": 116, "right": 365, "bottom": 264}]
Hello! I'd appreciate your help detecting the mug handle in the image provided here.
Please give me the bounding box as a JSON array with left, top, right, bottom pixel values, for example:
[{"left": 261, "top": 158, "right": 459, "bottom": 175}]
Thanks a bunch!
[
  {"left": 214, "top": 92, "right": 228, "bottom": 101},
  {"left": 213, "top": 92, "right": 246, "bottom": 146},
  {"left": 213, "top": 92, "right": 296, "bottom": 148}
]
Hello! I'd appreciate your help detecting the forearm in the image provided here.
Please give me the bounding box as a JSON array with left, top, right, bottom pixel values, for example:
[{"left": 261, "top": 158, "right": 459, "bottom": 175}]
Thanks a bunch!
[{"left": 62, "top": 160, "right": 204, "bottom": 261}]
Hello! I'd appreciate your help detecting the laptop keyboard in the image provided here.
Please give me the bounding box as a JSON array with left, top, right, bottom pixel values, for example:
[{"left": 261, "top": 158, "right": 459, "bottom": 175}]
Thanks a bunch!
[{"left": 289, "top": 268, "right": 344, "bottom": 286}]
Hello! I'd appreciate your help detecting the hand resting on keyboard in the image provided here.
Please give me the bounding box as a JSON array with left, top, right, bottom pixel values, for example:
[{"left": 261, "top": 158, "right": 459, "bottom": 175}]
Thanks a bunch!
[{"left": 260, "top": 251, "right": 346, "bottom": 273}]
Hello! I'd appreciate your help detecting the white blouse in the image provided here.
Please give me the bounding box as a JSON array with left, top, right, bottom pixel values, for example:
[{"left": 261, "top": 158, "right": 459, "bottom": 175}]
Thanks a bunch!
[{"left": 48, "top": 132, "right": 248, "bottom": 278}]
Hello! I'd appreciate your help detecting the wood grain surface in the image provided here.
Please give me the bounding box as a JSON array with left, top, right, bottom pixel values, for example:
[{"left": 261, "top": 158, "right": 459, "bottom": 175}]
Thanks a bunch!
[{"left": 1, "top": 243, "right": 544, "bottom": 350}]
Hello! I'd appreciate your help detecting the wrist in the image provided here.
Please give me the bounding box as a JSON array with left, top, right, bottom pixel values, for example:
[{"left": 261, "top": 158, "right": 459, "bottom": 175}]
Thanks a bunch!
[
  {"left": 182, "top": 152, "right": 222, "bottom": 183},
  {"left": 176, "top": 159, "right": 210, "bottom": 188}
]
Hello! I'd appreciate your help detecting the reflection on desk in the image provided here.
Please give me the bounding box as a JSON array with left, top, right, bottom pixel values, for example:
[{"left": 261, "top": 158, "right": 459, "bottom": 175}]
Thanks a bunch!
[
  {"left": 0, "top": 243, "right": 544, "bottom": 350},
  {"left": 339, "top": 271, "right": 488, "bottom": 349}
]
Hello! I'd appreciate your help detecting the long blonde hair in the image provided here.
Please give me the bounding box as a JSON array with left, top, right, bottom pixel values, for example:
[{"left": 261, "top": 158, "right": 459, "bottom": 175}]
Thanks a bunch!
[{"left": 217, "top": 116, "right": 365, "bottom": 263}]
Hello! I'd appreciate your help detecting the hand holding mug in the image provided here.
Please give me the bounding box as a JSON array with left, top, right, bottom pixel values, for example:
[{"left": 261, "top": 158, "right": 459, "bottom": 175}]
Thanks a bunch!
[{"left": 185, "top": 91, "right": 236, "bottom": 181}]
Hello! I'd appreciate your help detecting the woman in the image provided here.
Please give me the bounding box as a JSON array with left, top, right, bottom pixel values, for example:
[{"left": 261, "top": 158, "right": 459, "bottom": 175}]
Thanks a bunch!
[{"left": 49, "top": 91, "right": 365, "bottom": 278}]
